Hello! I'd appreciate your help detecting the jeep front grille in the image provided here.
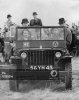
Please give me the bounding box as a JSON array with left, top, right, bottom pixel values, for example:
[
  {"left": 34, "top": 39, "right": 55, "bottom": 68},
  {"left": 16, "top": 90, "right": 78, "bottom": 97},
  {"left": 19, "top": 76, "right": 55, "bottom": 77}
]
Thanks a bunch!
[{"left": 27, "top": 50, "right": 54, "bottom": 66}]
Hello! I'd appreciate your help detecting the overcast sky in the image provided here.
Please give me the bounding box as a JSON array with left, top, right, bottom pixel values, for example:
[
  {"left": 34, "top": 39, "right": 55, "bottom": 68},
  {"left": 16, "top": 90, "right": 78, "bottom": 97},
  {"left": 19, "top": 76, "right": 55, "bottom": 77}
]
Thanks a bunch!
[{"left": 0, "top": 0, "right": 79, "bottom": 28}]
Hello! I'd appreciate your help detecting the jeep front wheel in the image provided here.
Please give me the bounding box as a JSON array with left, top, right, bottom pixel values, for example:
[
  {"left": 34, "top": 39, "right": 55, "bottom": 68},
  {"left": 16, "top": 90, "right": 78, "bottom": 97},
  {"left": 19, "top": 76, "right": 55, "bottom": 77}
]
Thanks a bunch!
[
  {"left": 9, "top": 80, "right": 19, "bottom": 92},
  {"left": 65, "top": 63, "right": 72, "bottom": 90}
]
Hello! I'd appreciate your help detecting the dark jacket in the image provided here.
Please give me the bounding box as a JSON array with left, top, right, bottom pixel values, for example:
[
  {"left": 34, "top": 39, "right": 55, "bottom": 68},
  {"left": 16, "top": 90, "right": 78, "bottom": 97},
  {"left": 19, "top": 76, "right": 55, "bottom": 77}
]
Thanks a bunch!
[
  {"left": 0, "top": 38, "right": 4, "bottom": 52},
  {"left": 65, "top": 28, "right": 72, "bottom": 45},
  {"left": 30, "top": 18, "right": 42, "bottom": 26},
  {"left": 65, "top": 27, "right": 72, "bottom": 52}
]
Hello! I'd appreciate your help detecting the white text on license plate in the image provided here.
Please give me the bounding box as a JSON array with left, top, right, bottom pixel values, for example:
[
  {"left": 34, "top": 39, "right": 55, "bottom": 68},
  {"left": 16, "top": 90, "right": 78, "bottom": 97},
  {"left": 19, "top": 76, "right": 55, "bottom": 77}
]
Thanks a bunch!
[{"left": 30, "top": 65, "right": 53, "bottom": 70}]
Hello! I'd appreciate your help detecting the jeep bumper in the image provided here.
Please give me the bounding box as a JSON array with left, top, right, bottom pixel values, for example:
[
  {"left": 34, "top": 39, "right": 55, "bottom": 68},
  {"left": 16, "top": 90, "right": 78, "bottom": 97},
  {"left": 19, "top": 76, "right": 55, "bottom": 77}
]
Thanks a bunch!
[{"left": 13, "top": 70, "right": 68, "bottom": 80}]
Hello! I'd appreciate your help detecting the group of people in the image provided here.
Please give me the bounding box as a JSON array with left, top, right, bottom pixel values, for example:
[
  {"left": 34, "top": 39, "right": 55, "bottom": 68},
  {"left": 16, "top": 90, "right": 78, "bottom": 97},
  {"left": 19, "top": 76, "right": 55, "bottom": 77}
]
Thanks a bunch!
[
  {"left": 4, "top": 12, "right": 42, "bottom": 32},
  {"left": 3, "top": 13, "right": 72, "bottom": 48},
  {"left": 0, "top": 11, "right": 78, "bottom": 62}
]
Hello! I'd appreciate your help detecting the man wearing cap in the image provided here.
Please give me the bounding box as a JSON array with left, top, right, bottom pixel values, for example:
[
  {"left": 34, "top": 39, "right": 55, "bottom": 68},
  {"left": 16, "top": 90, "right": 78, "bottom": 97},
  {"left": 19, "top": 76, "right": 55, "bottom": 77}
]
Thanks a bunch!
[
  {"left": 19, "top": 18, "right": 31, "bottom": 40},
  {"left": 21, "top": 18, "right": 29, "bottom": 27},
  {"left": 58, "top": 18, "right": 72, "bottom": 52},
  {"left": 4, "top": 14, "right": 14, "bottom": 32},
  {"left": 30, "top": 12, "right": 42, "bottom": 26}
]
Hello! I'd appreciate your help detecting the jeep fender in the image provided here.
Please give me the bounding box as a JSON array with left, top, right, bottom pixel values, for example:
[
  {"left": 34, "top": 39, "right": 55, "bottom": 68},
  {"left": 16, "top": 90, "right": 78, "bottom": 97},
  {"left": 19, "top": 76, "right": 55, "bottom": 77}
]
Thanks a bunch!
[{"left": 61, "top": 55, "right": 72, "bottom": 63}]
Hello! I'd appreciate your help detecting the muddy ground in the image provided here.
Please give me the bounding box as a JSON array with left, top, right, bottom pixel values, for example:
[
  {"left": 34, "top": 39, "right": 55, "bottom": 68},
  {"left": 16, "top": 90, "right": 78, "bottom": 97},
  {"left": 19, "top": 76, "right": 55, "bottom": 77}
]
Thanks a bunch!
[{"left": 0, "top": 57, "right": 79, "bottom": 100}]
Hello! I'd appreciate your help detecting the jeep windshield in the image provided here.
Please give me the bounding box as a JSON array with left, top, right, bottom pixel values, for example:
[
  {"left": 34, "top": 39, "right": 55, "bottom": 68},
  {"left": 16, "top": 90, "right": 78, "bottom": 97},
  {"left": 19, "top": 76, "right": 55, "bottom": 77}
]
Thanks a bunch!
[{"left": 17, "top": 27, "right": 64, "bottom": 40}]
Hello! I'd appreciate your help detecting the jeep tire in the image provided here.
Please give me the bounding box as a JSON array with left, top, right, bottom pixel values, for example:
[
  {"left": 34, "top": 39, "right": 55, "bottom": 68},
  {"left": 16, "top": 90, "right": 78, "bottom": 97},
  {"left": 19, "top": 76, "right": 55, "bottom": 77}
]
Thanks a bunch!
[
  {"left": 65, "top": 63, "right": 72, "bottom": 90},
  {"left": 9, "top": 80, "right": 19, "bottom": 91}
]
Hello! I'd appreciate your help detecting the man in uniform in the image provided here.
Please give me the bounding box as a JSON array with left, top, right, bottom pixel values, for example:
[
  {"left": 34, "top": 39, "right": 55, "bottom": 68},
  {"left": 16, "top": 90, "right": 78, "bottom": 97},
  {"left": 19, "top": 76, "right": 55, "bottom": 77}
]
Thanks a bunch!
[
  {"left": 30, "top": 12, "right": 42, "bottom": 26},
  {"left": 4, "top": 14, "right": 14, "bottom": 32},
  {"left": 58, "top": 18, "right": 72, "bottom": 52}
]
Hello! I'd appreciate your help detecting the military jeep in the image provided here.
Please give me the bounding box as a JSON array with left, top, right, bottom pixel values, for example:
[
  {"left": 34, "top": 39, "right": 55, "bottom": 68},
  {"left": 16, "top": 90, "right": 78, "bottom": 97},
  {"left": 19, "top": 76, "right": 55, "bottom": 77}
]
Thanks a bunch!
[{"left": 9, "top": 26, "right": 72, "bottom": 91}]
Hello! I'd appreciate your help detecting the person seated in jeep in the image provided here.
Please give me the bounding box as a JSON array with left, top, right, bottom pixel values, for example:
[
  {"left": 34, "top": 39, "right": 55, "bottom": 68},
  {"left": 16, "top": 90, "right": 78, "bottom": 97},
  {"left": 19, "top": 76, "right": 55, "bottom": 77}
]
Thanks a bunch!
[
  {"left": 18, "top": 18, "right": 31, "bottom": 40},
  {"left": 58, "top": 18, "right": 72, "bottom": 51},
  {"left": 21, "top": 18, "right": 29, "bottom": 27},
  {"left": 49, "top": 28, "right": 64, "bottom": 40},
  {"left": 21, "top": 18, "right": 40, "bottom": 40}
]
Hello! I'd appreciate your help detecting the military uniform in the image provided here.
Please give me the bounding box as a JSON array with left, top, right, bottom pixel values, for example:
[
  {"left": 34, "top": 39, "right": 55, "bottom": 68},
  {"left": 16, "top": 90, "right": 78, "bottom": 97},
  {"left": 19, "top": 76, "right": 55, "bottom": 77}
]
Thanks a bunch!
[
  {"left": 64, "top": 27, "right": 72, "bottom": 53},
  {"left": 4, "top": 14, "right": 14, "bottom": 32},
  {"left": 58, "top": 18, "right": 72, "bottom": 52},
  {"left": 4, "top": 20, "right": 13, "bottom": 32},
  {"left": 30, "top": 18, "right": 42, "bottom": 26},
  {"left": 65, "top": 27, "right": 72, "bottom": 45}
]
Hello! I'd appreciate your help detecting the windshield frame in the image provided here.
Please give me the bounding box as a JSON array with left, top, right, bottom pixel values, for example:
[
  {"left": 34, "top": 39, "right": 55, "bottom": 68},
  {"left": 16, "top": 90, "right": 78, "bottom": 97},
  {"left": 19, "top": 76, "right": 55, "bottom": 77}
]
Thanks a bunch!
[{"left": 16, "top": 26, "right": 65, "bottom": 41}]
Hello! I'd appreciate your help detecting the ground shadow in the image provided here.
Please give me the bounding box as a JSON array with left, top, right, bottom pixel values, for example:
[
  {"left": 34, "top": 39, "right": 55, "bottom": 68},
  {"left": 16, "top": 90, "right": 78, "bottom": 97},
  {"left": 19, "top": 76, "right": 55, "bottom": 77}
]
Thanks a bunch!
[{"left": 18, "top": 80, "right": 66, "bottom": 93}]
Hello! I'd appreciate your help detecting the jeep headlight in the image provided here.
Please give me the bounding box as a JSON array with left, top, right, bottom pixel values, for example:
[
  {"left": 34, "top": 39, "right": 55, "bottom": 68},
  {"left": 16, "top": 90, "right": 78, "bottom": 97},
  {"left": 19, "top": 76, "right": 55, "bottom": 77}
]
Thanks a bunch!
[
  {"left": 77, "top": 36, "right": 79, "bottom": 40},
  {"left": 21, "top": 52, "right": 27, "bottom": 58},
  {"left": 55, "top": 52, "right": 61, "bottom": 58},
  {"left": 10, "top": 42, "right": 16, "bottom": 48}
]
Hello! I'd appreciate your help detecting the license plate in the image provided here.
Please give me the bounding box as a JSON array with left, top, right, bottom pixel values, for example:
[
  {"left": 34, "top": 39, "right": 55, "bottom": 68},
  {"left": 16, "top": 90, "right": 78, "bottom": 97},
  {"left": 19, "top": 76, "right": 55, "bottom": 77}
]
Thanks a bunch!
[{"left": 30, "top": 65, "right": 53, "bottom": 70}]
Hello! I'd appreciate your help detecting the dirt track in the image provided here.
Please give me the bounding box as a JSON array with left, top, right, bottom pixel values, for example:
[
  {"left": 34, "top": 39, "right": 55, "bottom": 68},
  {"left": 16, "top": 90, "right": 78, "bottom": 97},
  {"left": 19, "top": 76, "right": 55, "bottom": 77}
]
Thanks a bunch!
[{"left": 0, "top": 57, "right": 79, "bottom": 100}]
